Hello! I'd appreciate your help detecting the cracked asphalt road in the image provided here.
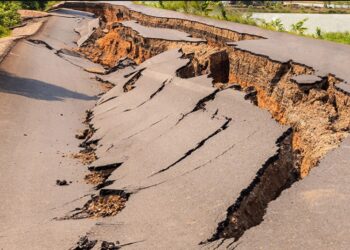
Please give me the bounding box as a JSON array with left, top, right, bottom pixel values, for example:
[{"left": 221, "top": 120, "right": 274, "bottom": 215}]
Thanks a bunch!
[
  {"left": 0, "top": 8, "right": 287, "bottom": 249},
  {"left": 1, "top": 3, "right": 350, "bottom": 250}
]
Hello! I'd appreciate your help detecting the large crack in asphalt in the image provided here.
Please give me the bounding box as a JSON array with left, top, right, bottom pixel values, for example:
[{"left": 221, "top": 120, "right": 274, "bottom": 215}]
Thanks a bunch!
[
  {"left": 205, "top": 128, "right": 300, "bottom": 244},
  {"left": 151, "top": 117, "right": 232, "bottom": 176},
  {"left": 124, "top": 78, "right": 170, "bottom": 112},
  {"left": 27, "top": 39, "right": 54, "bottom": 50},
  {"left": 176, "top": 88, "right": 221, "bottom": 125},
  {"left": 122, "top": 68, "right": 145, "bottom": 92}
]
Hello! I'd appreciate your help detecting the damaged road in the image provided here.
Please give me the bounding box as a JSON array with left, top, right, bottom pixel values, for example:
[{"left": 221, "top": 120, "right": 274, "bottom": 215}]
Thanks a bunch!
[{"left": 1, "top": 2, "right": 350, "bottom": 250}]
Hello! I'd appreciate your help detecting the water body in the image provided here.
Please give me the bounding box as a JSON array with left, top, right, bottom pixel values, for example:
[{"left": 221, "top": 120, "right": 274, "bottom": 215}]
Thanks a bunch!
[{"left": 252, "top": 13, "right": 350, "bottom": 35}]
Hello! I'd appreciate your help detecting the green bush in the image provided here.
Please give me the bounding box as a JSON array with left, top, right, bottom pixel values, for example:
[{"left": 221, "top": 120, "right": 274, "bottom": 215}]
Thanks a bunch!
[
  {"left": 18, "top": 1, "right": 60, "bottom": 11},
  {"left": 258, "top": 18, "right": 285, "bottom": 31},
  {"left": 137, "top": 1, "right": 257, "bottom": 26},
  {"left": 0, "top": 25, "right": 10, "bottom": 38},
  {"left": 0, "top": 1, "right": 21, "bottom": 28},
  {"left": 290, "top": 18, "right": 308, "bottom": 35}
]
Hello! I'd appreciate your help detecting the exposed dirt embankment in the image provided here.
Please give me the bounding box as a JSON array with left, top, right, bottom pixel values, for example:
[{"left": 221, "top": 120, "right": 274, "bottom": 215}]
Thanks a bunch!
[
  {"left": 62, "top": 1, "right": 350, "bottom": 243},
  {"left": 80, "top": 22, "right": 209, "bottom": 67},
  {"left": 228, "top": 49, "right": 350, "bottom": 177}
]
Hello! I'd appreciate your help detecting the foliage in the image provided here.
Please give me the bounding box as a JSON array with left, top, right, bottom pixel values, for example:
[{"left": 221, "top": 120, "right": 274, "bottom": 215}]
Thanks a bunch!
[
  {"left": 18, "top": 1, "right": 60, "bottom": 11},
  {"left": 44, "top": 1, "right": 60, "bottom": 11},
  {"left": 20, "top": 0, "right": 44, "bottom": 10},
  {"left": 290, "top": 18, "right": 308, "bottom": 35},
  {"left": 315, "top": 27, "right": 322, "bottom": 38},
  {"left": 313, "top": 29, "right": 350, "bottom": 45},
  {"left": 0, "top": 1, "right": 59, "bottom": 38},
  {"left": 0, "top": 1, "right": 21, "bottom": 37},
  {"left": 0, "top": 25, "right": 10, "bottom": 38},
  {"left": 258, "top": 18, "right": 285, "bottom": 31},
  {"left": 0, "top": 1, "right": 21, "bottom": 27},
  {"left": 137, "top": 1, "right": 257, "bottom": 25}
]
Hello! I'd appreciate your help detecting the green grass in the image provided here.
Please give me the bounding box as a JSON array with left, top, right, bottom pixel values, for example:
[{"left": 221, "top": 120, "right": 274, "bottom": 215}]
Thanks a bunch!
[
  {"left": 228, "top": 1, "right": 350, "bottom": 14},
  {"left": 44, "top": 1, "right": 61, "bottom": 11},
  {"left": 314, "top": 31, "right": 350, "bottom": 44},
  {"left": 0, "top": 25, "right": 10, "bottom": 38},
  {"left": 0, "top": 2, "right": 21, "bottom": 38},
  {"left": 0, "top": 1, "right": 61, "bottom": 38}
]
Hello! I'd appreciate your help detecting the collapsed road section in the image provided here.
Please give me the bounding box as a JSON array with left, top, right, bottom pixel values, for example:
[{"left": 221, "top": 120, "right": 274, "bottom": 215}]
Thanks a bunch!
[{"left": 0, "top": 1, "right": 350, "bottom": 250}]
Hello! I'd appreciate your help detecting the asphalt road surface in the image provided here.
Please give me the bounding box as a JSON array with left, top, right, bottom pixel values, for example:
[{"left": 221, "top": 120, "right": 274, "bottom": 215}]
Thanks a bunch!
[{"left": 0, "top": 11, "right": 100, "bottom": 249}]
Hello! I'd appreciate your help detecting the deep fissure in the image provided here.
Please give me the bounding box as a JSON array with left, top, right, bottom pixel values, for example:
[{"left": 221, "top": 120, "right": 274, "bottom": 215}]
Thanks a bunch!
[{"left": 206, "top": 128, "right": 300, "bottom": 243}]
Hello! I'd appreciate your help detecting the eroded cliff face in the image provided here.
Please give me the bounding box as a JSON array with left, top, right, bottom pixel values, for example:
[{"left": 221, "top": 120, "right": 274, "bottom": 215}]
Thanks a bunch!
[
  {"left": 228, "top": 49, "right": 350, "bottom": 177},
  {"left": 62, "top": 1, "right": 350, "bottom": 243}
]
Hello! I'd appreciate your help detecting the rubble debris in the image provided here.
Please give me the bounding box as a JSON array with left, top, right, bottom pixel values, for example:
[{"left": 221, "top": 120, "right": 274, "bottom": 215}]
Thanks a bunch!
[
  {"left": 75, "top": 129, "right": 89, "bottom": 140},
  {"left": 72, "top": 151, "right": 97, "bottom": 165},
  {"left": 70, "top": 236, "right": 97, "bottom": 250},
  {"left": 66, "top": 192, "right": 128, "bottom": 219},
  {"left": 100, "top": 241, "right": 121, "bottom": 250},
  {"left": 105, "top": 57, "right": 136, "bottom": 74}
]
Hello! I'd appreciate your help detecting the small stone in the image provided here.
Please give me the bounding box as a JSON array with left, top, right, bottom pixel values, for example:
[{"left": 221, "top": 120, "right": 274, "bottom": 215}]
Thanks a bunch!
[{"left": 56, "top": 179, "right": 68, "bottom": 186}]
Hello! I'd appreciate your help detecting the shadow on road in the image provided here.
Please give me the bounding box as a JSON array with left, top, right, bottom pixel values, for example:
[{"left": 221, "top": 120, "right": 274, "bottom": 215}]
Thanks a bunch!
[{"left": 0, "top": 71, "right": 97, "bottom": 101}]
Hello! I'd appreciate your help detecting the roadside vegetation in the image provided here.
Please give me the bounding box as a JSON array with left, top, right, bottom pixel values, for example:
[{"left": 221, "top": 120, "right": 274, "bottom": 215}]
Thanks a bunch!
[
  {"left": 0, "top": 1, "right": 59, "bottom": 38},
  {"left": 0, "top": 2, "right": 21, "bottom": 37},
  {"left": 136, "top": 1, "right": 350, "bottom": 45},
  {"left": 228, "top": 1, "right": 350, "bottom": 14}
]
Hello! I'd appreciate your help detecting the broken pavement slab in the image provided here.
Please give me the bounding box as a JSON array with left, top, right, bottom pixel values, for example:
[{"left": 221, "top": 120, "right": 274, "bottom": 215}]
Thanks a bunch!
[
  {"left": 75, "top": 17, "right": 100, "bottom": 47},
  {"left": 81, "top": 69, "right": 290, "bottom": 248},
  {"left": 77, "top": 46, "right": 291, "bottom": 248},
  {"left": 120, "top": 20, "right": 206, "bottom": 42}
]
